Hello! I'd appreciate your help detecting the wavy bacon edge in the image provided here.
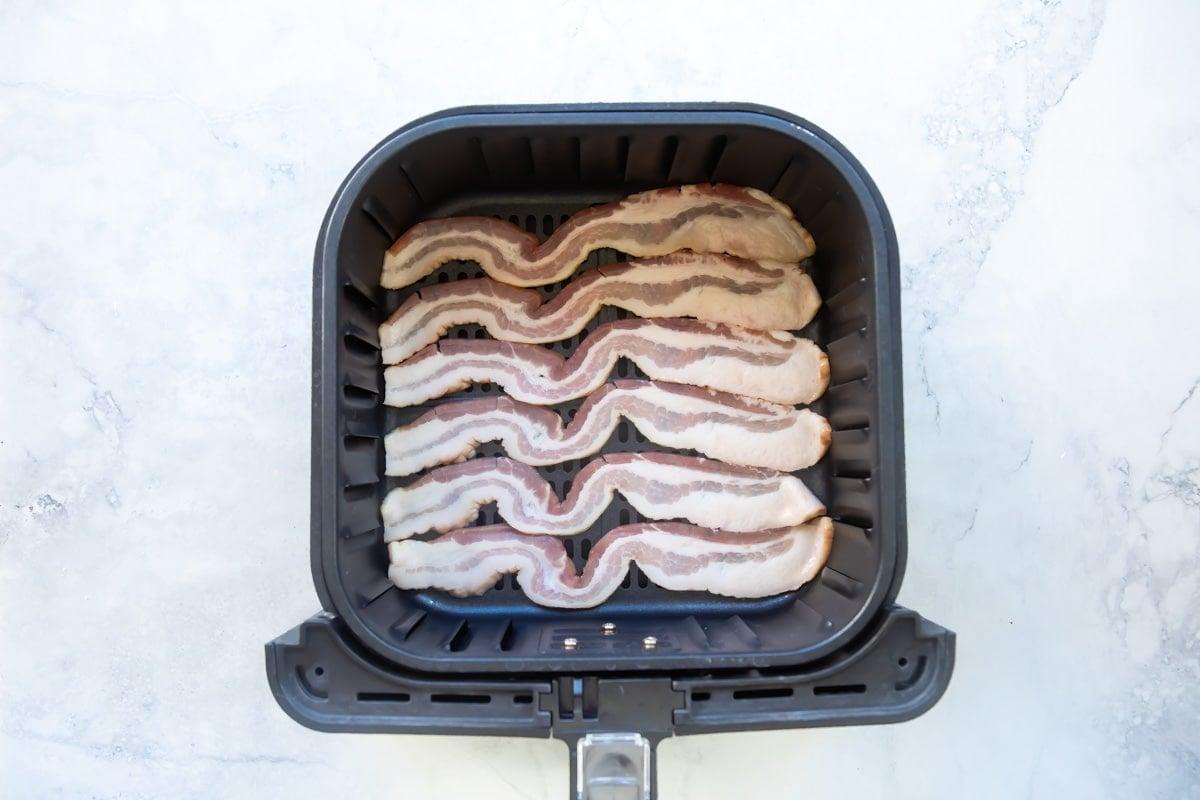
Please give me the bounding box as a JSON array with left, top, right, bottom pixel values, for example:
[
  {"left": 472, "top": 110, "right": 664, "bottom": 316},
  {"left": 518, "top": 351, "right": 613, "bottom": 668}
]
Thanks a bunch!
[
  {"left": 381, "top": 453, "right": 825, "bottom": 541},
  {"left": 384, "top": 380, "right": 831, "bottom": 476},
  {"left": 381, "top": 184, "right": 816, "bottom": 289},
  {"left": 379, "top": 253, "right": 821, "bottom": 363},
  {"left": 383, "top": 318, "right": 830, "bottom": 407},
  {"left": 387, "top": 517, "right": 835, "bottom": 609}
]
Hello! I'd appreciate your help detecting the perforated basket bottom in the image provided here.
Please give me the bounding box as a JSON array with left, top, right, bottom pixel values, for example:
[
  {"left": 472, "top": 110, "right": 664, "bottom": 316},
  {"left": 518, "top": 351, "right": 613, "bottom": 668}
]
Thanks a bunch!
[{"left": 378, "top": 199, "right": 834, "bottom": 617}]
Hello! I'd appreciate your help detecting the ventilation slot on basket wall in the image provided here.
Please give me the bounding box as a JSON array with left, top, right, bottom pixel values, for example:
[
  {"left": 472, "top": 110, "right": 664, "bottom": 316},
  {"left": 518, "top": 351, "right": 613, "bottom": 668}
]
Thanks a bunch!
[
  {"left": 659, "top": 136, "right": 680, "bottom": 180},
  {"left": 341, "top": 374, "right": 379, "bottom": 401},
  {"left": 770, "top": 155, "right": 808, "bottom": 197},
  {"left": 343, "top": 280, "right": 378, "bottom": 311},
  {"left": 703, "top": 135, "right": 729, "bottom": 180},
  {"left": 733, "top": 687, "right": 793, "bottom": 701},
  {"left": 732, "top": 614, "right": 764, "bottom": 647},
  {"left": 804, "top": 195, "right": 844, "bottom": 234},
  {"left": 358, "top": 577, "right": 394, "bottom": 608},
  {"left": 820, "top": 567, "right": 863, "bottom": 599},
  {"left": 361, "top": 197, "right": 401, "bottom": 241},
  {"left": 832, "top": 427, "right": 873, "bottom": 479},
  {"left": 432, "top": 693, "right": 491, "bottom": 704},
  {"left": 342, "top": 483, "right": 376, "bottom": 503},
  {"left": 341, "top": 435, "right": 379, "bottom": 488},
  {"left": 391, "top": 610, "right": 426, "bottom": 641},
  {"left": 445, "top": 620, "right": 473, "bottom": 652},
  {"left": 528, "top": 136, "right": 581, "bottom": 182},
  {"left": 343, "top": 335, "right": 379, "bottom": 372},
  {"left": 396, "top": 166, "right": 425, "bottom": 205},
  {"left": 830, "top": 477, "right": 874, "bottom": 530},
  {"left": 812, "top": 683, "right": 867, "bottom": 696},
  {"left": 827, "top": 328, "right": 869, "bottom": 387},
  {"left": 497, "top": 620, "right": 517, "bottom": 651},
  {"left": 358, "top": 691, "right": 410, "bottom": 703}
]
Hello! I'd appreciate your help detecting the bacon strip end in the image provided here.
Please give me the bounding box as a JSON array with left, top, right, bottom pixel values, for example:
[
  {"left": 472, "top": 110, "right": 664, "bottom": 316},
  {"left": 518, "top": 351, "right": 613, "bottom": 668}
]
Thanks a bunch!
[
  {"left": 381, "top": 184, "right": 816, "bottom": 290},
  {"left": 387, "top": 518, "right": 834, "bottom": 609}
]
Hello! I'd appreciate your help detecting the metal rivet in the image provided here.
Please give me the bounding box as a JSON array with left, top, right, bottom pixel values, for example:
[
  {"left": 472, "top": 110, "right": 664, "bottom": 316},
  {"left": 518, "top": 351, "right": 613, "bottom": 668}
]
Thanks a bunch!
[
  {"left": 602, "top": 622, "right": 616, "bottom": 636},
  {"left": 642, "top": 636, "right": 657, "bottom": 650},
  {"left": 563, "top": 637, "right": 578, "bottom": 651}
]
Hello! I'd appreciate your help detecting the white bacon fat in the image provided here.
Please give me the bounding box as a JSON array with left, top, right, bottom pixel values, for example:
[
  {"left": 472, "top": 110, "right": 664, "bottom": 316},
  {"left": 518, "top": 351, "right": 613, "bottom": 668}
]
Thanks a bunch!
[
  {"left": 387, "top": 517, "right": 834, "bottom": 609},
  {"left": 384, "top": 380, "right": 831, "bottom": 476},
  {"left": 384, "top": 319, "right": 829, "bottom": 407},
  {"left": 380, "top": 453, "right": 825, "bottom": 541},
  {"left": 381, "top": 184, "right": 816, "bottom": 289},
  {"left": 379, "top": 253, "right": 821, "bottom": 363}
]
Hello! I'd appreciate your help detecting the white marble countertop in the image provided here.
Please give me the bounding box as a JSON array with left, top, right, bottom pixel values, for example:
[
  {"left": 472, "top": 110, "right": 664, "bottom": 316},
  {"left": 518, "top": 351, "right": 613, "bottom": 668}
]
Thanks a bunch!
[{"left": 2, "top": 1, "right": 1197, "bottom": 797}]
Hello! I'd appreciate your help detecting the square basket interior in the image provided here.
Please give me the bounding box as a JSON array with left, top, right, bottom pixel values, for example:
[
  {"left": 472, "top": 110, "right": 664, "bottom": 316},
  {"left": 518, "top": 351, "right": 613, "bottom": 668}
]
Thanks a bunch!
[{"left": 312, "top": 107, "right": 904, "bottom": 673}]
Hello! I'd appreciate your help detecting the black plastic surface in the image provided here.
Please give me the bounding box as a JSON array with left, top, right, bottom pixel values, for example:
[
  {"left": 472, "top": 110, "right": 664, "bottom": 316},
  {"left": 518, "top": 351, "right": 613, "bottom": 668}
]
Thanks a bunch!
[
  {"left": 267, "top": 606, "right": 954, "bottom": 797},
  {"left": 312, "top": 104, "right": 907, "bottom": 673}
]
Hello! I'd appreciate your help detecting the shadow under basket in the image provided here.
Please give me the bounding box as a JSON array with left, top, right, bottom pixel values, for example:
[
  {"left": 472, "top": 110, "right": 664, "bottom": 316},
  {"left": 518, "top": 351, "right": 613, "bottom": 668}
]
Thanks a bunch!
[{"left": 272, "top": 103, "right": 954, "bottom": 800}]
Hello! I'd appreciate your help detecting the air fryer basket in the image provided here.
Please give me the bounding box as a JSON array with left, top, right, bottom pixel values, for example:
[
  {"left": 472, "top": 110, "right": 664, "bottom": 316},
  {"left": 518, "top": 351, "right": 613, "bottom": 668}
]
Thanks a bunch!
[{"left": 312, "top": 104, "right": 906, "bottom": 673}]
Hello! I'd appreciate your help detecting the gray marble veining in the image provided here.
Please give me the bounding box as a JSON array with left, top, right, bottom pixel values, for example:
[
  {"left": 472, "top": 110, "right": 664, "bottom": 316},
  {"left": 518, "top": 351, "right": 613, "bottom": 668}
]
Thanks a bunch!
[{"left": 1, "top": 1, "right": 1197, "bottom": 797}]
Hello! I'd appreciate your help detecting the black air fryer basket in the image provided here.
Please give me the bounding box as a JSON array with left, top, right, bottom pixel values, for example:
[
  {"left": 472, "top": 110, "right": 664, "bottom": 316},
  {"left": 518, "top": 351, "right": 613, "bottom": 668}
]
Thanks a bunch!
[{"left": 268, "top": 104, "right": 954, "bottom": 799}]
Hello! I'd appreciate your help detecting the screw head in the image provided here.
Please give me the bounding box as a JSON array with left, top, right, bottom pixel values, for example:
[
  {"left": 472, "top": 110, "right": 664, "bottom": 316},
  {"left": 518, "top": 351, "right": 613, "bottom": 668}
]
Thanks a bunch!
[
  {"left": 642, "top": 636, "right": 658, "bottom": 650},
  {"left": 602, "top": 622, "right": 616, "bottom": 635},
  {"left": 563, "top": 637, "right": 578, "bottom": 651}
]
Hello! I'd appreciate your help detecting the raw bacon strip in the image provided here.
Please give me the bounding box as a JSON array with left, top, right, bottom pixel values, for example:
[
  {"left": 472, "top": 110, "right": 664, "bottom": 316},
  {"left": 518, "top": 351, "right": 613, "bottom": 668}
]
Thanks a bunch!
[
  {"left": 387, "top": 518, "right": 835, "bottom": 609},
  {"left": 381, "top": 184, "right": 816, "bottom": 289},
  {"left": 383, "top": 319, "right": 829, "bottom": 407},
  {"left": 379, "top": 253, "right": 821, "bottom": 363},
  {"left": 384, "top": 380, "right": 831, "bottom": 476},
  {"left": 380, "top": 453, "right": 824, "bottom": 541}
]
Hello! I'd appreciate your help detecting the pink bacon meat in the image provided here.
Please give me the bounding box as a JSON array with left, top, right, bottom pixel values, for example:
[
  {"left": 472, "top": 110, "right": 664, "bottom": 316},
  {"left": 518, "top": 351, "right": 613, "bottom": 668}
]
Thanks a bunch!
[
  {"left": 381, "top": 184, "right": 816, "bottom": 289},
  {"left": 384, "top": 380, "right": 831, "bottom": 476},
  {"left": 380, "top": 453, "right": 825, "bottom": 541},
  {"left": 384, "top": 318, "right": 829, "bottom": 407},
  {"left": 387, "top": 517, "right": 835, "bottom": 609},
  {"left": 379, "top": 253, "right": 821, "bottom": 363}
]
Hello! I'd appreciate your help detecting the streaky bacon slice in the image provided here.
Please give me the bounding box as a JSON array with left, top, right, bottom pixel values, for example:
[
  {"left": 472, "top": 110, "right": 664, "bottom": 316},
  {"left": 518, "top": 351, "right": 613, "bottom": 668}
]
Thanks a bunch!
[
  {"left": 380, "top": 453, "right": 825, "bottom": 541},
  {"left": 387, "top": 517, "right": 835, "bottom": 608},
  {"left": 384, "top": 380, "right": 831, "bottom": 476},
  {"left": 381, "top": 184, "right": 816, "bottom": 289},
  {"left": 383, "top": 318, "right": 829, "bottom": 407},
  {"left": 379, "top": 253, "right": 821, "bottom": 363}
]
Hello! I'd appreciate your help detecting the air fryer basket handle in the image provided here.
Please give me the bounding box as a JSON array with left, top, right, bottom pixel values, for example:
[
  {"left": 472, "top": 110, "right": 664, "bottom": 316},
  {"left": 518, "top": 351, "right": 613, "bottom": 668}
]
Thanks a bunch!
[
  {"left": 570, "top": 732, "right": 656, "bottom": 800},
  {"left": 267, "top": 607, "right": 954, "bottom": 798}
]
